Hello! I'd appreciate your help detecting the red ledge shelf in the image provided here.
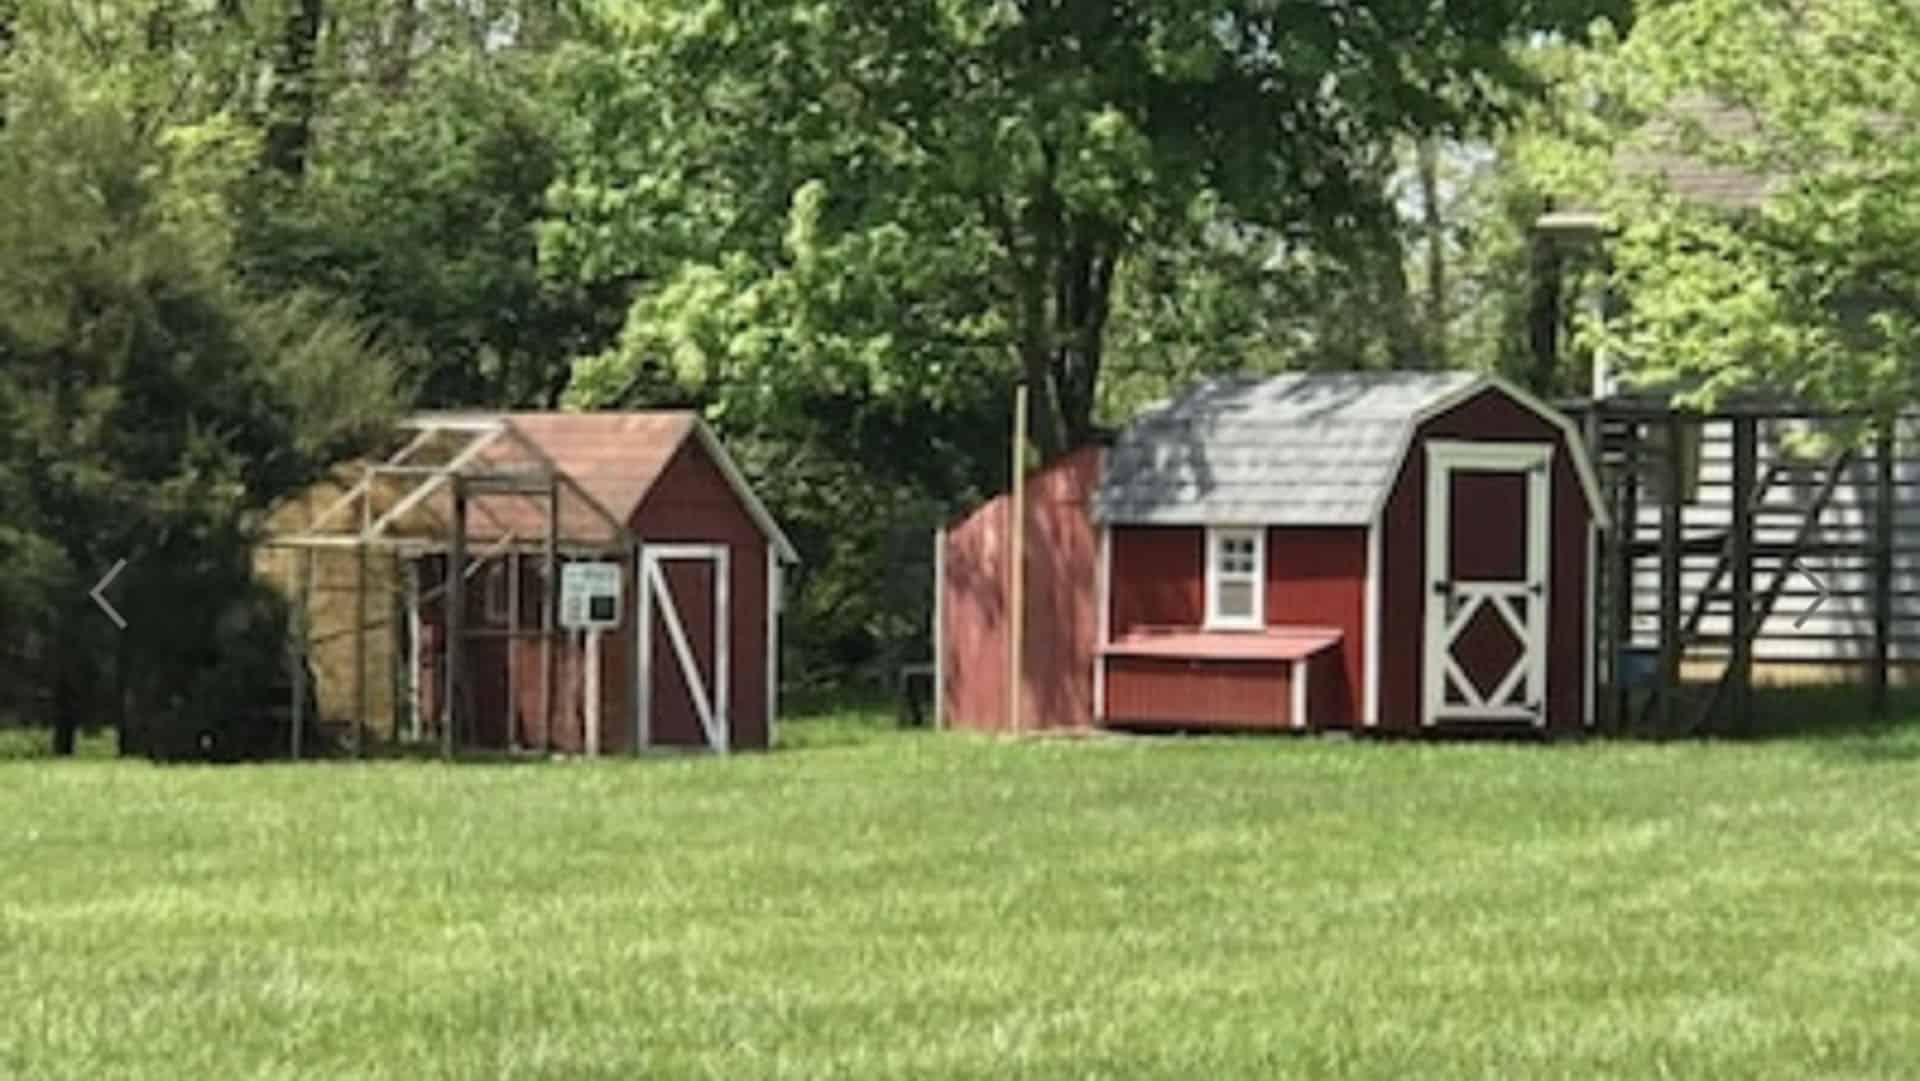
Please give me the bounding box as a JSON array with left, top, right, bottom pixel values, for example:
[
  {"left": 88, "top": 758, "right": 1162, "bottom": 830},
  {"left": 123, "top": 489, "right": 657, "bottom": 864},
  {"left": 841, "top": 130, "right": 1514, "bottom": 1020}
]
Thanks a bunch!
[{"left": 1100, "top": 625, "right": 1343, "bottom": 661}]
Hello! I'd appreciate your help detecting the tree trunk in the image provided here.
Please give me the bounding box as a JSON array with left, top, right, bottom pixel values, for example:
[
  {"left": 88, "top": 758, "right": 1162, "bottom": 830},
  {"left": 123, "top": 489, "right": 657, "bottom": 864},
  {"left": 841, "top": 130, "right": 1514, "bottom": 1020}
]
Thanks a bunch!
[
  {"left": 1417, "top": 137, "right": 1447, "bottom": 367},
  {"left": 1048, "top": 238, "right": 1116, "bottom": 450},
  {"left": 382, "top": 0, "right": 418, "bottom": 92},
  {"left": 1528, "top": 233, "right": 1563, "bottom": 394},
  {"left": 50, "top": 610, "right": 78, "bottom": 757},
  {"left": 264, "top": 0, "right": 324, "bottom": 177}
]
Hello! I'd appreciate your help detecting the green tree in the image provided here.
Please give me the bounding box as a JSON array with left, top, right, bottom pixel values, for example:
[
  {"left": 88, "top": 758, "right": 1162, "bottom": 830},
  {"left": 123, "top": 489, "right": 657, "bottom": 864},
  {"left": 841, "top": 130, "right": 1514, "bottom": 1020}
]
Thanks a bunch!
[
  {"left": 547, "top": 0, "right": 1626, "bottom": 459},
  {"left": 0, "top": 4, "right": 400, "bottom": 752},
  {"left": 243, "top": 47, "right": 613, "bottom": 408},
  {"left": 1526, "top": 0, "right": 1920, "bottom": 413}
]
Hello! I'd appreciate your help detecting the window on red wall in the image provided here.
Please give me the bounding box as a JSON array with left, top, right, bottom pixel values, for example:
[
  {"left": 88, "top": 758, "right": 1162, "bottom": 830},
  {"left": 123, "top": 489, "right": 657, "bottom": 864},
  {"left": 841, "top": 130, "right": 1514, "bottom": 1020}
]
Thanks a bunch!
[{"left": 1205, "top": 527, "right": 1264, "bottom": 629}]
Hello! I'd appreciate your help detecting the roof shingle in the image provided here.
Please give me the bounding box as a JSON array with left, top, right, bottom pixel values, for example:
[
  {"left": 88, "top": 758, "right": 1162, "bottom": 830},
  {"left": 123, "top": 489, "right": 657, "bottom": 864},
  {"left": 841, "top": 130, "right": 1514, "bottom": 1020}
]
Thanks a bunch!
[{"left": 1094, "top": 371, "right": 1480, "bottom": 526}]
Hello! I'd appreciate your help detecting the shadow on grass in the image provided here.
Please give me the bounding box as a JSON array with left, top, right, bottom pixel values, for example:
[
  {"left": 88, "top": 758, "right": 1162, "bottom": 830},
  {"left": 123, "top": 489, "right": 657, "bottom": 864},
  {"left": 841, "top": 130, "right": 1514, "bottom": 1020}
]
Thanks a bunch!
[{"left": 1732, "top": 683, "right": 1920, "bottom": 764}]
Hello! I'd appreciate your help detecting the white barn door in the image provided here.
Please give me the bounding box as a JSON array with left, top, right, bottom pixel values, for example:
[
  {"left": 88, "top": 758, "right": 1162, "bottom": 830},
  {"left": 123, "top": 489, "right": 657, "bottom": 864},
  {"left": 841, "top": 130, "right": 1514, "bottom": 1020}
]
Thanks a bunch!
[
  {"left": 637, "top": 544, "right": 731, "bottom": 752},
  {"left": 1423, "top": 441, "right": 1553, "bottom": 727}
]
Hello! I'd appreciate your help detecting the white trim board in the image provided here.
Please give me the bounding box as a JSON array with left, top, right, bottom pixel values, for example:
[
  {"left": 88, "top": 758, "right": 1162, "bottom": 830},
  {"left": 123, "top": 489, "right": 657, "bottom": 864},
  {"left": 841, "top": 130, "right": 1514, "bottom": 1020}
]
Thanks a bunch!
[
  {"left": 1363, "top": 374, "right": 1610, "bottom": 531},
  {"left": 1422, "top": 440, "right": 1553, "bottom": 728},
  {"left": 636, "top": 544, "right": 732, "bottom": 753},
  {"left": 767, "top": 543, "right": 782, "bottom": 743},
  {"left": 685, "top": 420, "right": 801, "bottom": 564},
  {"left": 1093, "top": 525, "right": 1112, "bottom": 725},
  {"left": 1363, "top": 523, "right": 1381, "bottom": 728}
]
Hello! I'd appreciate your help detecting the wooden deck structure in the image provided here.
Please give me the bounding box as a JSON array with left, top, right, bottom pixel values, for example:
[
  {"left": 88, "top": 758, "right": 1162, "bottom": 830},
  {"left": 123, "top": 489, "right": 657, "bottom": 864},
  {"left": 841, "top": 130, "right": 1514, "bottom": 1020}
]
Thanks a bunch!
[{"left": 1567, "top": 397, "right": 1919, "bottom": 734}]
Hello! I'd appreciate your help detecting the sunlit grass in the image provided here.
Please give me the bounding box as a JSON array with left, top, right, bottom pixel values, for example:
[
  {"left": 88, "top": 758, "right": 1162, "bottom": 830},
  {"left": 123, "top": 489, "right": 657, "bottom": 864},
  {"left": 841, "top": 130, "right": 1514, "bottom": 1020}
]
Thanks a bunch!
[{"left": 2, "top": 703, "right": 1917, "bottom": 1079}]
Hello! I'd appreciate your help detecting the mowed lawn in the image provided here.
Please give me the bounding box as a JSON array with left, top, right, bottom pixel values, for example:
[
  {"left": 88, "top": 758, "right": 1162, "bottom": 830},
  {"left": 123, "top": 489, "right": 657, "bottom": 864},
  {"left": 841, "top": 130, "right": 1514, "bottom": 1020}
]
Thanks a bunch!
[{"left": 3, "top": 710, "right": 1919, "bottom": 1080}]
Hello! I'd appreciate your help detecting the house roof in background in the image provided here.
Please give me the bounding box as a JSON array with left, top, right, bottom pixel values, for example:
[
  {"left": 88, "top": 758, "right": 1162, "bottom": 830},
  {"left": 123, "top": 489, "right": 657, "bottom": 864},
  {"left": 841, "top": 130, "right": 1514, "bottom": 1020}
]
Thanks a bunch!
[{"left": 1615, "top": 93, "right": 1779, "bottom": 210}]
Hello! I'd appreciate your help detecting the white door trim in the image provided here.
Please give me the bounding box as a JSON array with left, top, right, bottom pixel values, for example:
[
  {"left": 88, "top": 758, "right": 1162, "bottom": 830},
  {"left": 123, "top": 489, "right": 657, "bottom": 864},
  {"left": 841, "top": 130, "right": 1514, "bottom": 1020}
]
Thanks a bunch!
[
  {"left": 637, "top": 543, "right": 731, "bottom": 752},
  {"left": 1423, "top": 440, "right": 1553, "bottom": 727},
  {"left": 1094, "top": 525, "right": 1112, "bottom": 724},
  {"left": 1363, "top": 523, "right": 1381, "bottom": 727}
]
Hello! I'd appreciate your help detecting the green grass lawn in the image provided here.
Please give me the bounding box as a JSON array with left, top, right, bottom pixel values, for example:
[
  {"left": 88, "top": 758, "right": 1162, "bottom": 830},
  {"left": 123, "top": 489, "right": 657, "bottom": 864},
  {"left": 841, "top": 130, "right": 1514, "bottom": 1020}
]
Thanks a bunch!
[{"left": 3, "top": 705, "right": 1919, "bottom": 1080}]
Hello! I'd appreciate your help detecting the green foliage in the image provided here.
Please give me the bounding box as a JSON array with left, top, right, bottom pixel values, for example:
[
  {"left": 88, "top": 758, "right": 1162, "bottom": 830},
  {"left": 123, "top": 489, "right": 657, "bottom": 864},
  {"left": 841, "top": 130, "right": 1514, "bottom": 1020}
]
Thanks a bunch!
[
  {"left": 243, "top": 45, "right": 610, "bottom": 408},
  {"left": 1526, "top": 1, "right": 1920, "bottom": 414},
  {"left": 548, "top": 0, "right": 1617, "bottom": 457},
  {"left": 0, "top": 3, "right": 401, "bottom": 741}
]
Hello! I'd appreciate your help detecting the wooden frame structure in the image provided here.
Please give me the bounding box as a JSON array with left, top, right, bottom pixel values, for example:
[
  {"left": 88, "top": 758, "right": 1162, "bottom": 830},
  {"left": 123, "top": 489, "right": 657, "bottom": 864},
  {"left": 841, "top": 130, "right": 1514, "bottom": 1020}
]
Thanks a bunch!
[
  {"left": 262, "top": 413, "right": 630, "bottom": 759},
  {"left": 1567, "top": 396, "right": 1914, "bottom": 735}
]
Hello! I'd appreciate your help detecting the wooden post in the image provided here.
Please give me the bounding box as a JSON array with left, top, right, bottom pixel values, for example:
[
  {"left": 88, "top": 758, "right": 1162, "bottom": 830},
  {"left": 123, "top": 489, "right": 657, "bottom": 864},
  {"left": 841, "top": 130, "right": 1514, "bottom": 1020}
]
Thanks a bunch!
[
  {"left": 637, "top": 546, "right": 653, "bottom": 751},
  {"left": 446, "top": 478, "right": 467, "bottom": 761},
  {"left": 387, "top": 554, "right": 401, "bottom": 743},
  {"left": 1658, "top": 414, "right": 1684, "bottom": 733},
  {"left": 291, "top": 549, "right": 314, "bottom": 760},
  {"left": 1007, "top": 382, "right": 1028, "bottom": 733},
  {"left": 1872, "top": 418, "right": 1896, "bottom": 717},
  {"left": 1581, "top": 407, "right": 1607, "bottom": 725},
  {"left": 506, "top": 550, "right": 521, "bottom": 750},
  {"left": 1612, "top": 422, "right": 1640, "bottom": 734},
  {"left": 352, "top": 543, "right": 368, "bottom": 757},
  {"left": 404, "top": 559, "right": 422, "bottom": 742},
  {"left": 932, "top": 528, "right": 945, "bottom": 731},
  {"left": 1728, "top": 417, "right": 1757, "bottom": 734},
  {"left": 541, "top": 477, "right": 558, "bottom": 753},
  {"left": 584, "top": 627, "right": 601, "bottom": 757}
]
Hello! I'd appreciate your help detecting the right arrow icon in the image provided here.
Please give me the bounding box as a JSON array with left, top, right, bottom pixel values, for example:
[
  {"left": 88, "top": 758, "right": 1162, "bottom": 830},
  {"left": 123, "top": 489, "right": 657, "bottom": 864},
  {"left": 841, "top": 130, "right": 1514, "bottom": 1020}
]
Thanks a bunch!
[{"left": 90, "top": 559, "right": 128, "bottom": 630}]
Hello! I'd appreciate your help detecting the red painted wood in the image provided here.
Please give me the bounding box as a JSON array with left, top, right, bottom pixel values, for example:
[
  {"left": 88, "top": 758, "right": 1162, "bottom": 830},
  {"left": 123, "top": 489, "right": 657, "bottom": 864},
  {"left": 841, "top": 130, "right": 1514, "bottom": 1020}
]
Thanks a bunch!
[
  {"left": 1105, "top": 656, "right": 1292, "bottom": 728},
  {"left": 416, "top": 428, "right": 777, "bottom": 753},
  {"left": 939, "top": 446, "right": 1102, "bottom": 730},
  {"left": 1378, "top": 388, "right": 1594, "bottom": 732},
  {"left": 1104, "top": 626, "right": 1340, "bottom": 660},
  {"left": 1105, "top": 526, "right": 1366, "bottom": 726},
  {"left": 1265, "top": 528, "right": 1367, "bottom": 726},
  {"left": 1108, "top": 527, "right": 1204, "bottom": 636},
  {"left": 631, "top": 438, "right": 771, "bottom": 750}
]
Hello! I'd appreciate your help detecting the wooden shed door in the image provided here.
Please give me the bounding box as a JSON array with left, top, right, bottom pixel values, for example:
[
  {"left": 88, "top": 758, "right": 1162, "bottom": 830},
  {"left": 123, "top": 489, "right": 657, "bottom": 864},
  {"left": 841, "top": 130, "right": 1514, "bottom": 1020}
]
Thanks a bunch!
[
  {"left": 1423, "top": 441, "right": 1552, "bottom": 726},
  {"left": 638, "top": 545, "right": 731, "bottom": 752}
]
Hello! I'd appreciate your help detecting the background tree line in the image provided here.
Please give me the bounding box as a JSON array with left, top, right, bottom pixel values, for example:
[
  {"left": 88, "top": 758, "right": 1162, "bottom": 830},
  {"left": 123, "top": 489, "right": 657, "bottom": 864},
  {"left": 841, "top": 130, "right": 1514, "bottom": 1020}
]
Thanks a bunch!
[{"left": 43, "top": 0, "right": 1916, "bottom": 750}]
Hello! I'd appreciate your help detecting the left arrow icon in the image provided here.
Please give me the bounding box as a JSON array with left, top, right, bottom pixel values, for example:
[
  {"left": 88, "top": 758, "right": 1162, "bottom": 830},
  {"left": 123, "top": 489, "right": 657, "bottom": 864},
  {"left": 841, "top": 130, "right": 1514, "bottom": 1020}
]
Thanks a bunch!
[{"left": 90, "top": 559, "right": 127, "bottom": 629}]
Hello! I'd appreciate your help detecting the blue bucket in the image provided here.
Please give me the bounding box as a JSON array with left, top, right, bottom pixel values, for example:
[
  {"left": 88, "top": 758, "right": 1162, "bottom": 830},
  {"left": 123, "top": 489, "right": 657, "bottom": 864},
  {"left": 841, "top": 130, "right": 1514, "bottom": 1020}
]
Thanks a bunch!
[{"left": 1618, "top": 647, "right": 1661, "bottom": 690}]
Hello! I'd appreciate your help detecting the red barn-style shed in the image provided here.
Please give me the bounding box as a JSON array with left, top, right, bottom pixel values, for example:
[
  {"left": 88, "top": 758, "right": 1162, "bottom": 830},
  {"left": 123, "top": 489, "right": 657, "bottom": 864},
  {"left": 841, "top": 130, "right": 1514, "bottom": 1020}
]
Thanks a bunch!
[
  {"left": 938, "top": 372, "right": 1608, "bottom": 734},
  {"left": 409, "top": 412, "right": 798, "bottom": 753}
]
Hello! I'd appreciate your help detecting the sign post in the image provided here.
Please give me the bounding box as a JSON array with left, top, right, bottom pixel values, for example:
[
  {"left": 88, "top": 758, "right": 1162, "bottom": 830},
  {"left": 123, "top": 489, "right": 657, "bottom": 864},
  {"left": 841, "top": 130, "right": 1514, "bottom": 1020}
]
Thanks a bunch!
[{"left": 560, "top": 562, "right": 623, "bottom": 757}]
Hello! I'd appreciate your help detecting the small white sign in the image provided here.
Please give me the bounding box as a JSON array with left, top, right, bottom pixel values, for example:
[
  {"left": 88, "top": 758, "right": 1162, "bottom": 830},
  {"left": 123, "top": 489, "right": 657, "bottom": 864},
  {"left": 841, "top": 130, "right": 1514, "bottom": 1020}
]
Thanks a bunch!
[{"left": 560, "top": 562, "right": 623, "bottom": 630}]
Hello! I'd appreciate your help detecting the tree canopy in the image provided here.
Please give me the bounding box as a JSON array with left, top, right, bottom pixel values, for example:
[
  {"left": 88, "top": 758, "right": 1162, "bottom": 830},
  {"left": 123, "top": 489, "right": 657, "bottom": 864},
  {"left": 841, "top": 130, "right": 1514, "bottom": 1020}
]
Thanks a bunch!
[
  {"left": 1527, "top": 0, "right": 1920, "bottom": 415},
  {"left": 547, "top": 0, "right": 1626, "bottom": 459}
]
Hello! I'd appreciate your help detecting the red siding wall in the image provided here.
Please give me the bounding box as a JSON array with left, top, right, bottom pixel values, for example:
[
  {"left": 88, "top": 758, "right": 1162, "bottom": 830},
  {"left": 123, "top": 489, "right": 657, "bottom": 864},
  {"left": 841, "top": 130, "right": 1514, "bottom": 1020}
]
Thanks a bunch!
[
  {"left": 631, "top": 438, "right": 771, "bottom": 751},
  {"left": 1106, "top": 657, "right": 1294, "bottom": 728},
  {"left": 416, "top": 434, "right": 776, "bottom": 754},
  {"left": 940, "top": 446, "right": 1101, "bottom": 731},
  {"left": 1107, "top": 525, "right": 1368, "bottom": 726},
  {"left": 1109, "top": 528, "right": 1204, "bottom": 633},
  {"left": 1378, "top": 389, "right": 1592, "bottom": 733}
]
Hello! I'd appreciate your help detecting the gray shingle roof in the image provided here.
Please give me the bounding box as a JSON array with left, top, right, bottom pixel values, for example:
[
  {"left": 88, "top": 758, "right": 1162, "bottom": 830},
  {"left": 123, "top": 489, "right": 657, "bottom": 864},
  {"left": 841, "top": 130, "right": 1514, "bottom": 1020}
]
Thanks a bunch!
[{"left": 1094, "top": 371, "right": 1483, "bottom": 526}]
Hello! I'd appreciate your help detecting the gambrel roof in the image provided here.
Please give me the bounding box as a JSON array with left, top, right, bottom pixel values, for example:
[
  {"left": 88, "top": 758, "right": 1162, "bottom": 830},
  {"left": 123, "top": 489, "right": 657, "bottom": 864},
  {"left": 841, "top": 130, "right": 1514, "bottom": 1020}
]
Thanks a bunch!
[{"left": 1094, "top": 371, "right": 1607, "bottom": 528}]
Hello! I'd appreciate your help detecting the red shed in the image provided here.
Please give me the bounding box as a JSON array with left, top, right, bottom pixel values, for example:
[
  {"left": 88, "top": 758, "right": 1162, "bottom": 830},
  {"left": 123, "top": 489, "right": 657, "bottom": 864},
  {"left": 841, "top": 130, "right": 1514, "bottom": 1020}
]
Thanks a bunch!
[
  {"left": 410, "top": 412, "right": 798, "bottom": 753},
  {"left": 938, "top": 372, "right": 1608, "bottom": 734}
]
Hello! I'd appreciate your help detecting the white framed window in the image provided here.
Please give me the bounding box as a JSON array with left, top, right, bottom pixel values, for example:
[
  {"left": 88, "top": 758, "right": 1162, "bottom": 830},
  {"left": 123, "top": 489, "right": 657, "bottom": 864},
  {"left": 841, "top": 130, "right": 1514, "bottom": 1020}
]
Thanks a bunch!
[{"left": 1205, "top": 527, "right": 1264, "bottom": 630}]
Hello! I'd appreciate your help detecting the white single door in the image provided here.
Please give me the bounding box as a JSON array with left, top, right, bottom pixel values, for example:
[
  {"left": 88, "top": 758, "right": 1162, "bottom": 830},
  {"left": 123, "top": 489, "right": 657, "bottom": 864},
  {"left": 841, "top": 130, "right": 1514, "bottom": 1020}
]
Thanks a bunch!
[{"left": 1423, "top": 440, "right": 1553, "bottom": 726}]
